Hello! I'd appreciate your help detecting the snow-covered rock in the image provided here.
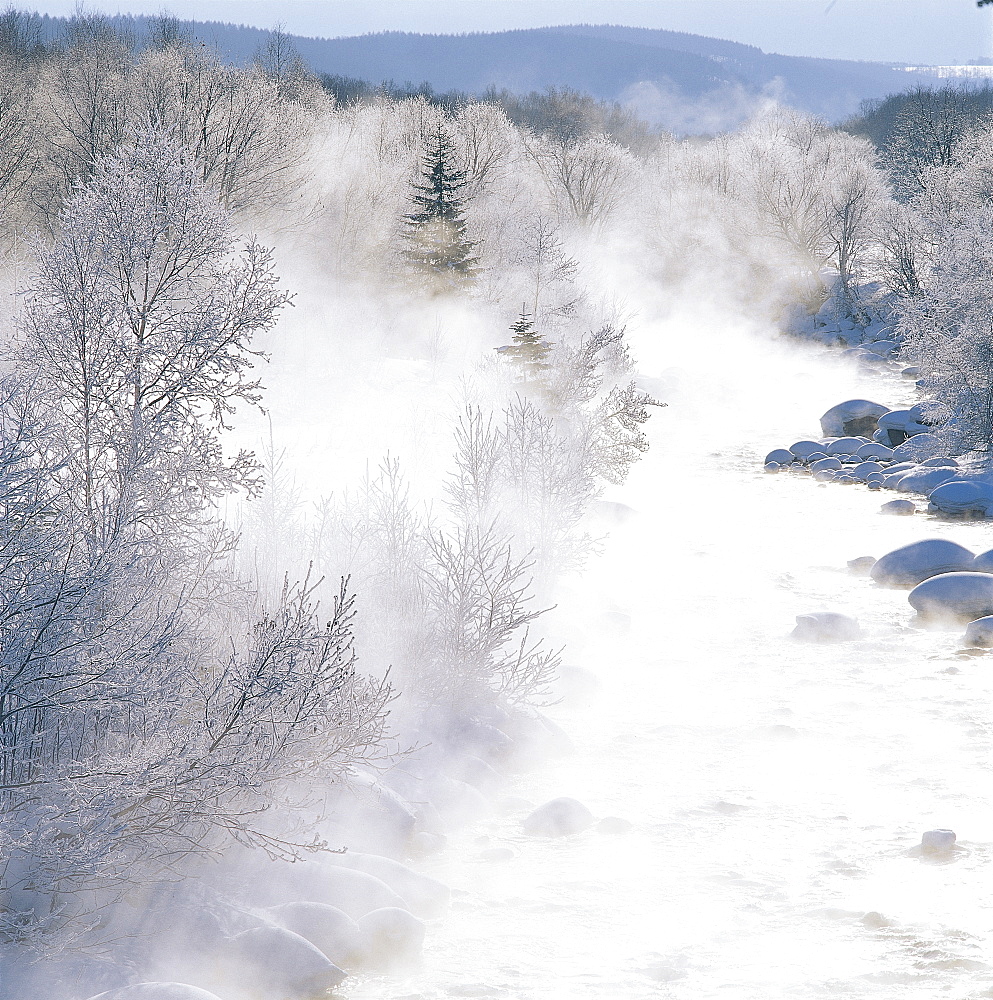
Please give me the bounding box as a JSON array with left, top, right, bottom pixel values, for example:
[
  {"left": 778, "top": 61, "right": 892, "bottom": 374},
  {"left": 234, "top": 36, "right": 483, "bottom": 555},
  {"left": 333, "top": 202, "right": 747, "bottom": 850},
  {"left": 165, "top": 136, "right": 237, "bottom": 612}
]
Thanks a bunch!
[
  {"left": 791, "top": 612, "right": 861, "bottom": 642},
  {"left": 848, "top": 556, "right": 876, "bottom": 574},
  {"left": 325, "top": 852, "right": 450, "bottom": 918},
  {"left": 819, "top": 400, "right": 889, "bottom": 438},
  {"left": 266, "top": 902, "right": 362, "bottom": 968},
  {"left": 870, "top": 539, "right": 975, "bottom": 587},
  {"left": 880, "top": 499, "right": 916, "bottom": 515},
  {"left": 764, "top": 462, "right": 780, "bottom": 473},
  {"left": 856, "top": 442, "right": 894, "bottom": 460},
  {"left": 920, "top": 457, "right": 958, "bottom": 468},
  {"left": 921, "top": 829, "right": 957, "bottom": 851},
  {"left": 908, "top": 572, "right": 993, "bottom": 620},
  {"left": 597, "top": 816, "right": 634, "bottom": 834},
  {"left": 894, "top": 467, "right": 958, "bottom": 495},
  {"left": 862, "top": 340, "right": 896, "bottom": 355},
  {"left": 825, "top": 436, "right": 868, "bottom": 456},
  {"left": 928, "top": 480, "right": 993, "bottom": 516},
  {"left": 852, "top": 461, "right": 883, "bottom": 481},
  {"left": 789, "top": 439, "right": 826, "bottom": 460},
  {"left": 87, "top": 987, "right": 223, "bottom": 1000},
  {"left": 764, "top": 448, "right": 794, "bottom": 466},
  {"left": 877, "top": 408, "right": 913, "bottom": 445},
  {"left": 240, "top": 858, "right": 406, "bottom": 919},
  {"left": 974, "top": 549, "right": 993, "bottom": 573},
  {"left": 224, "top": 924, "right": 347, "bottom": 997},
  {"left": 523, "top": 797, "right": 595, "bottom": 837},
  {"left": 811, "top": 457, "right": 843, "bottom": 473},
  {"left": 356, "top": 906, "right": 425, "bottom": 967},
  {"left": 963, "top": 615, "right": 993, "bottom": 647}
]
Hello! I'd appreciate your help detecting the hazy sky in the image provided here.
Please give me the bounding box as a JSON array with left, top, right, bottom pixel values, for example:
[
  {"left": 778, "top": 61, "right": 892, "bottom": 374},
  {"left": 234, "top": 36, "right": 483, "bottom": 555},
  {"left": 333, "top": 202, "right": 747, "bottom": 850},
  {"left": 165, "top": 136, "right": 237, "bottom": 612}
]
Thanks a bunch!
[{"left": 27, "top": 1, "right": 993, "bottom": 65}]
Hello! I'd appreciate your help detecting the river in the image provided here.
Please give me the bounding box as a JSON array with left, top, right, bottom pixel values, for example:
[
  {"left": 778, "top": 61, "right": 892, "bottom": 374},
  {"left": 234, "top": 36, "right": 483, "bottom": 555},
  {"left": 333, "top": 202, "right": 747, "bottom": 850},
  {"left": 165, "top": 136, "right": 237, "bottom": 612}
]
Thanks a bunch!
[{"left": 345, "top": 312, "right": 993, "bottom": 1000}]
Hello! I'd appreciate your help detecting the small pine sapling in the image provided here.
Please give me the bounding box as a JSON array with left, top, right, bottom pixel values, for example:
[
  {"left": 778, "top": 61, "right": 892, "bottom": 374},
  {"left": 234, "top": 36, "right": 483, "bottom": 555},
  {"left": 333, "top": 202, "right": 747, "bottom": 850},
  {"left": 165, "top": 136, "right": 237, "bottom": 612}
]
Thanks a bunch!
[{"left": 498, "top": 309, "right": 553, "bottom": 385}]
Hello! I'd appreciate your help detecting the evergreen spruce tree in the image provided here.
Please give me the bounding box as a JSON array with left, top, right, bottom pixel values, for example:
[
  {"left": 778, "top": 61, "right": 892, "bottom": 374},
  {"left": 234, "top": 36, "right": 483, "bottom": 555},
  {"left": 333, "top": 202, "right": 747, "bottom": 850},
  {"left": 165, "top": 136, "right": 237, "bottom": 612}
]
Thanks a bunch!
[
  {"left": 402, "top": 127, "right": 481, "bottom": 287},
  {"left": 501, "top": 308, "right": 553, "bottom": 384}
]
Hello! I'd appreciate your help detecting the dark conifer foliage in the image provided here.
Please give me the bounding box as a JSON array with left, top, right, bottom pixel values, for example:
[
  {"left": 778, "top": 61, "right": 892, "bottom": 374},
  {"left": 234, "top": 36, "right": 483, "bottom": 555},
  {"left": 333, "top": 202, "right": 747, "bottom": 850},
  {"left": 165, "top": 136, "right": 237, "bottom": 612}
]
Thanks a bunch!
[
  {"left": 402, "top": 127, "right": 480, "bottom": 286},
  {"left": 501, "top": 309, "right": 553, "bottom": 383}
]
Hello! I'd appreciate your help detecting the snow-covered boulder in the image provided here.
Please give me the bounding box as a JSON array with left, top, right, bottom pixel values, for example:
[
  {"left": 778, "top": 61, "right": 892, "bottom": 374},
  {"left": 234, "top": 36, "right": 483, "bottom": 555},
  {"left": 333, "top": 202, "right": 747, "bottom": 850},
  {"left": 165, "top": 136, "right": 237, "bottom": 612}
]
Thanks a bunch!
[
  {"left": 882, "top": 470, "right": 911, "bottom": 489},
  {"left": 862, "top": 339, "right": 896, "bottom": 355},
  {"left": 240, "top": 858, "right": 406, "bottom": 919},
  {"left": 848, "top": 556, "right": 876, "bottom": 574},
  {"left": 892, "top": 433, "right": 944, "bottom": 462},
  {"left": 870, "top": 539, "right": 975, "bottom": 587},
  {"left": 920, "top": 457, "right": 958, "bottom": 468},
  {"left": 789, "top": 440, "right": 826, "bottom": 461},
  {"left": 764, "top": 448, "right": 794, "bottom": 466},
  {"left": 764, "top": 462, "right": 780, "bottom": 473},
  {"left": 856, "top": 442, "right": 894, "bottom": 460},
  {"left": 963, "top": 616, "right": 993, "bottom": 647},
  {"left": 811, "top": 457, "right": 842, "bottom": 473},
  {"left": 825, "top": 436, "right": 868, "bottom": 456},
  {"left": 974, "top": 550, "right": 993, "bottom": 573},
  {"left": 877, "top": 409, "right": 913, "bottom": 445},
  {"left": 791, "top": 612, "right": 861, "bottom": 642},
  {"left": 852, "top": 461, "right": 883, "bottom": 481},
  {"left": 921, "top": 829, "right": 957, "bottom": 851},
  {"left": 894, "top": 467, "right": 958, "bottom": 495},
  {"left": 325, "top": 852, "right": 450, "bottom": 918},
  {"left": 880, "top": 499, "right": 916, "bottom": 515},
  {"left": 819, "top": 400, "right": 889, "bottom": 438},
  {"left": 928, "top": 480, "right": 993, "bottom": 516},
  {"left": 224, "top": 925, "right": 347, "bottom": 997},
  {"left": 523, "top": 797, "right": 595, "bottom": 837},
  {"left": 266, "top": 902, "right": 363, "bottom": 968},
  {"left": 597, "top": 816, "right": 634, "bottom": 834},
  {"left": 356, "top": 907, "right": 425, "bottom": 968},
  {"left": 87, "top": 987, "right": 223, "bottom": 1000},
  {"left": 908, "top": 572, "right": 993, "bottom": 620}
]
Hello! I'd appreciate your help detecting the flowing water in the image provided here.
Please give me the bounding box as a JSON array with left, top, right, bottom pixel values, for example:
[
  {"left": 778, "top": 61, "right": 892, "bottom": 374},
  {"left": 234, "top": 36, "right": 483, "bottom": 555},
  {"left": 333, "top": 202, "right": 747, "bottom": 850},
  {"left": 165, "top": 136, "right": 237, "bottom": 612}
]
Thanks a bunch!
[{"left": 344, "top": 313, "right": 993, "bottom": 1000}]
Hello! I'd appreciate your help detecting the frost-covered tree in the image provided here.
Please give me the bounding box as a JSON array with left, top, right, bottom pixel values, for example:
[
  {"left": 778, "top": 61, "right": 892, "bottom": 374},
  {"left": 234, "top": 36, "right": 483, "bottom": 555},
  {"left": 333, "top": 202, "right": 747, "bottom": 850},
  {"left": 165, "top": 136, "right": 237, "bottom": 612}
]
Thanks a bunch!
[
  {"left": 19, "top": 128, "right": 289, "bottom": 559},
  {"left": 0, "top": 130, "right": 392, "bottom": 960},
  {"left": 401, "top": 125, "right": 480, "bottom": 286},
  {"left": 515, "top": 216, "right": 580, "bottom": 322}
]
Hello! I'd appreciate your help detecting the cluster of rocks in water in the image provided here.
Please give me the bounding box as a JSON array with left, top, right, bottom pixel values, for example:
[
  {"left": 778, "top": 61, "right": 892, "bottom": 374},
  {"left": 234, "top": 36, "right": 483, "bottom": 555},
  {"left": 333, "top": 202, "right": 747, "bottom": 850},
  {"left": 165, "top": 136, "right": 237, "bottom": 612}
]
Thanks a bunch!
[
  {"left": 82, "top": 698, "right": 623, "bottom": 1000},
  {"left": 764, "top": 398, "right": 993, "bottom": 517},
  {"left": 792, "top": 539, "right": 993, "bottom": 646}
]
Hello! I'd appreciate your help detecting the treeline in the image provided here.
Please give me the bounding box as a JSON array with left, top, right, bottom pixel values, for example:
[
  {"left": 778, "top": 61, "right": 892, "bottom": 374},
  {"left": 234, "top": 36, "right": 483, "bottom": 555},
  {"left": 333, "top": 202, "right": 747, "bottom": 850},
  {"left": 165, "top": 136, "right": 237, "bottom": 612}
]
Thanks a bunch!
[{"left": 0, "top": 10, "right": 663, "bottom": 995}]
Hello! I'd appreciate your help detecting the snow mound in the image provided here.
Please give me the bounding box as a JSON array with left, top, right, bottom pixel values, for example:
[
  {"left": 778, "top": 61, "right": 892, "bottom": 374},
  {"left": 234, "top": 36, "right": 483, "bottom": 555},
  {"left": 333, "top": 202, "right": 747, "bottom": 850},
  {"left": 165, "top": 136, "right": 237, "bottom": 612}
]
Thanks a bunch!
[
  {"left": 909, "top": 572, "right": 993, "bottom": 620},
  {"left": 928, "top": 480, "right": 993, "bottom": 516},
  {"left": 523, "top": 797, "right": 595, "bottom": 836},
  {"left": 894, "top": 467, "right": 958, "bottom": 495},
  {"left": 791, "top": 612, "right": 861, "bottom": 642},
  {"left": 819, "top": 400, "right": 888, "bottom": 438},
  {"left": 964, "top": 615, "right": 993, "bottom": 647},
  {"left": 88, "top": 987, "right": 223, "bottom": 1000},
  {"left": 870, "top": 539, "right": 975, "bottom": 587}
]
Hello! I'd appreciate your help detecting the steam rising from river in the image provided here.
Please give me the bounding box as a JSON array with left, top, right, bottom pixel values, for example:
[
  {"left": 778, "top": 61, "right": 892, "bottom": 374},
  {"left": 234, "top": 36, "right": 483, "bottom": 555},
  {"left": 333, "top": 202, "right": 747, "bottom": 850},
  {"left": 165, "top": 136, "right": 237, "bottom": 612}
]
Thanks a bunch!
[{"left": 219, "top": 211, "right": 993, "bottom": 997}]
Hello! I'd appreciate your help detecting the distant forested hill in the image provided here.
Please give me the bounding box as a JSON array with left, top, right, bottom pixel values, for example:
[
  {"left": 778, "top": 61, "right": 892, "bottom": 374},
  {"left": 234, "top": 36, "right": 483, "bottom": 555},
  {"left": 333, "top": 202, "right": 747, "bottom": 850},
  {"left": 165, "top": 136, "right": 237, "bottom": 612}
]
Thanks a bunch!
[{"left": 27, "top": 12, "right": 938, "bottom": 128}]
